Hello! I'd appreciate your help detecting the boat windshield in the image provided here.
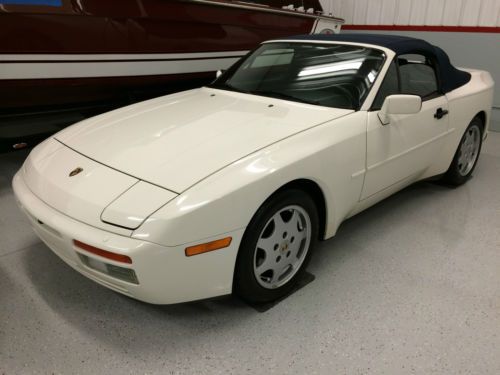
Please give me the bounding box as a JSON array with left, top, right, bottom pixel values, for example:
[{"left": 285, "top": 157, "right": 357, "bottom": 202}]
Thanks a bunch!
[{"left": 209, "top": 42, "right": 385, "bottom": 110}]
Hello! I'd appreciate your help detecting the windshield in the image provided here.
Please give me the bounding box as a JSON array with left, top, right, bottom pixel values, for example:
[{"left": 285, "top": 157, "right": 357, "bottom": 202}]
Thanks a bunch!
[{"left": 209, "top": 42, "right": 385, "bottom": 110}]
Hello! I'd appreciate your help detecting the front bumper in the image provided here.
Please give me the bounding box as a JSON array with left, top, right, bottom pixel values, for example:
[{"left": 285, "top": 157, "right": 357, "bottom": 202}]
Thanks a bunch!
[{"left": 13, "top": 172, "right": 244, "bottom": 304}]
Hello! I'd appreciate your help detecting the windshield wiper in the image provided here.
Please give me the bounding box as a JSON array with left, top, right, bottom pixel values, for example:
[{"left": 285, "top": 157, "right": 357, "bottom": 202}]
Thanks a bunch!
[{"left": 250, "top": 90, "right": 320, "bottom": 106}]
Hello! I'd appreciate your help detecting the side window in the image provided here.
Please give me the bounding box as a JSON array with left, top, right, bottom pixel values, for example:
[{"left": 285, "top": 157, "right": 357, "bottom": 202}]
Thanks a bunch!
[
  {"left": 372, "top": 60, "right": 399, "bottom": 110},
  {"left": 398, "top": 54, "right": 438, "bottom": 98}
]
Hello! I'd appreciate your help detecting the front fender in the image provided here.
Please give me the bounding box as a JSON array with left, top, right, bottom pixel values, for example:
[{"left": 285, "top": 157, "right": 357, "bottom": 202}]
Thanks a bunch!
[{"left": 132, "top": 148, "right": 332, "bottom": 247}]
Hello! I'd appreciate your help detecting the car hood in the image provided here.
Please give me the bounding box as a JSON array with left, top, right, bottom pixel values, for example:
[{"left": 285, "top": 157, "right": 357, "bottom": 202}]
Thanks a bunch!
[{"left": 56, "top": 88, "right": 352, "bottom": 193}]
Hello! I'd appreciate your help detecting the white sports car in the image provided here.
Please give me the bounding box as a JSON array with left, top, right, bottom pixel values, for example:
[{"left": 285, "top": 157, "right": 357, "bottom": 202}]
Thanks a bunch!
[{"left": 13, "top": 34, "right": 494, "bottom": 305}]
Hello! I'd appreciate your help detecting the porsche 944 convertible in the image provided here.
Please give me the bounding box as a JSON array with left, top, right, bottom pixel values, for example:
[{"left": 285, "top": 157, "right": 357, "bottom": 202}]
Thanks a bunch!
[{"left": 13, "top": 34, "right": 494, "bottom": 304}]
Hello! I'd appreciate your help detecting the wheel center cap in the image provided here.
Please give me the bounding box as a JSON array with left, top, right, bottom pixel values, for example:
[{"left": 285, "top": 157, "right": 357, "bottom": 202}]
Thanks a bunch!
[{"left": 280, "top": 241, "right": 289, "bottom": 253}]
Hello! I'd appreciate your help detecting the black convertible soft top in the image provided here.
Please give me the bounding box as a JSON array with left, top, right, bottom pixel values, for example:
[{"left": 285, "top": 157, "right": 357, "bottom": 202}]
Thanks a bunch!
[{"left": 278, "top": 33, "right": 471, "bottom": 93}]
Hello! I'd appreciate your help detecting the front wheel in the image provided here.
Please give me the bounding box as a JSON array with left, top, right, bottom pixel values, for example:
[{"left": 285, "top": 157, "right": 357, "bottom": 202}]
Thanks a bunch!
[
  {"left": 443, "top": 117, "right": 483, "bottom": 186},
  {"left": 234, "top": 189, "right": 319, "bottom": 304}
]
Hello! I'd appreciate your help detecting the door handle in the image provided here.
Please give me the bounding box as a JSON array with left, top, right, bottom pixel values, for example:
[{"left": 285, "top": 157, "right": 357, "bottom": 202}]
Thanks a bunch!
[{"left": 434, "top": 108, "right": 449, "bottom": 119}]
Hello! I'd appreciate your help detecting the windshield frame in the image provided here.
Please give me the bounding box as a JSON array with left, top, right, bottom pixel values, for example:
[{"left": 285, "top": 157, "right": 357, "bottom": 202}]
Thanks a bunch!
[{"left": 207, "top": 41, "right": 387, "bottom": 111}]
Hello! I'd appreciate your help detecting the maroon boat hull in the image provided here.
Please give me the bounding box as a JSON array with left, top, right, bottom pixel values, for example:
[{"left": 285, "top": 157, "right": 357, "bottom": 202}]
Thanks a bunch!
[{"left": 0, "top": 0, "right": 343, "bottom": 150}]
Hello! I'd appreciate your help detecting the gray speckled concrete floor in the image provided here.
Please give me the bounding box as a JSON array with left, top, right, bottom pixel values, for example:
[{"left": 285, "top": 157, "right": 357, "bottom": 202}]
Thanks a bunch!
[{"left": 1, "top": 132, "right": 499, "bottom": 375}]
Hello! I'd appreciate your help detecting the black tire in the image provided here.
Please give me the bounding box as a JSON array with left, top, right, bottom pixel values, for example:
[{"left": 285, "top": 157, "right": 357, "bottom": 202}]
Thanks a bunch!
[
  {"left": 234, "top": 189, "right": 319, "bottom": 304},
  {"left": 442, "top": 116, "right": 483, "bottom": 186}
]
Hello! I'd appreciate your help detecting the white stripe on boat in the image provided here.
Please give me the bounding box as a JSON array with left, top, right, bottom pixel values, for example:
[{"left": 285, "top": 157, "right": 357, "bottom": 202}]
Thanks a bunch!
[
  {"left": 0, "top": 55, "right": 245, "bottom": 80},
  {"left": 0, "top": 50, "right": 249, "bottom": 61}
]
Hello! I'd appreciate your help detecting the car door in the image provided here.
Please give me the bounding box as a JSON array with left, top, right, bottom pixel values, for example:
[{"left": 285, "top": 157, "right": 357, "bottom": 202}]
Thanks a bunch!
[{"left": 361, "top": 54, "right": 450, "bottom": 199}]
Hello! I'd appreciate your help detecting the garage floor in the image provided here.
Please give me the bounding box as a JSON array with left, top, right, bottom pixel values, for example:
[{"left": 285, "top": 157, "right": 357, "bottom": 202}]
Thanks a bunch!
[{"left": 1, "top": 132, "right": 499, "bottom": 374}]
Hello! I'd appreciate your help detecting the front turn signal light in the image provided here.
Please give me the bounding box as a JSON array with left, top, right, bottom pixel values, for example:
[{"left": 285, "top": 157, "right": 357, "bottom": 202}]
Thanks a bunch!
[{"left": 185, "top": 237, "right": 232, "bottom": 257}]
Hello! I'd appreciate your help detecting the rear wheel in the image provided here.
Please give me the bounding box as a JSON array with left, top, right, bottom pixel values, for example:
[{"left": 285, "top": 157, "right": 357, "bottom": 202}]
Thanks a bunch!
[
  {"left": 443, "top": 117, "right": 483, "bottom": 186},
  {"left": 234, "top": 189, "right": 318, "bottom": 304}
]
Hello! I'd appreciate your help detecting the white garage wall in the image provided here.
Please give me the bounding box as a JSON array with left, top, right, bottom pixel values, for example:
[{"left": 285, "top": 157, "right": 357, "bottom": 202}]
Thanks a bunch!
[
  {"left": 319, "top": 0, "right": 500, "bottom": 130},
  {"left": 320, "top": 0, "right": 500, "bottom": 26}
]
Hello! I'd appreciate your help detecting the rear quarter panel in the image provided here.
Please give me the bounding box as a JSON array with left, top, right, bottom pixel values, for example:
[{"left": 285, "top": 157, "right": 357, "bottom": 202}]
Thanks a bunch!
[{"left": 424, "top": 69, "right": 494, "bottom": 177}]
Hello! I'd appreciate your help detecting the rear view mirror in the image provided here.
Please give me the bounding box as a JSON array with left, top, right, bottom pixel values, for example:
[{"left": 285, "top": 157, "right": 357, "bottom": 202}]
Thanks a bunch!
[
  {"left": 216, "top": 70, "right": 224, "bottom": 78},
  {"left": 378, "top": 95, "right": 422, "bottom": 125}
]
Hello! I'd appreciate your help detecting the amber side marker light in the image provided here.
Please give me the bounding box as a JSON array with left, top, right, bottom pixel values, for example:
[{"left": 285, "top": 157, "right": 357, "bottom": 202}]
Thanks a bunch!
[
  {"left": 73, "top": 240, "right": 132, "bottom": 264},
  {"left": 185, "top": 237, "right": 232, "bottom": 257}
]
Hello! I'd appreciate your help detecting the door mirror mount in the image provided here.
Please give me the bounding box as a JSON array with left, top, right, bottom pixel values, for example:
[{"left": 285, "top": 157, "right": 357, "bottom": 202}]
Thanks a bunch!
[{"left": 378, "top": 95, "right": 422, "bottom": 125}]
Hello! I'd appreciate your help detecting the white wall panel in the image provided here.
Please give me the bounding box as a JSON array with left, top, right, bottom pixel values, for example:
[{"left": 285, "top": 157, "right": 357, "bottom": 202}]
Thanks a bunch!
[
  {"left": 395, "top": 0, "right": 412, "bottom": 25},
  {"left": 323, "top": 0, "right": 334, "bottom": 14},
  {"left": 478, "top": 0, "right": 500, "bottom": 26},
  {"left": 461, "top": 0, "right": 481, "bottom": 25},
  {"left": 328, "top": 0, "right": 355, "bottom": 22},
  {"left": 408, "top": 0, "right": 428, "bottom": 25},
  {"left": 352, "top": 0, "right": 369, "bottom": 24},
  {"left": 321, "top": 0, "right": 500, "bottom": 26},
  {"left": 443, "top": 0, "right": 464, "bottom": 25},
  {"left": 366, "top": 0, "right": 384, "bottom": 25},
  {"left": 379, "top": 0, "right": 397, "bottom": 24},
  {"left": 425, "top": 0, "right": 446, "bottom": 25}
]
